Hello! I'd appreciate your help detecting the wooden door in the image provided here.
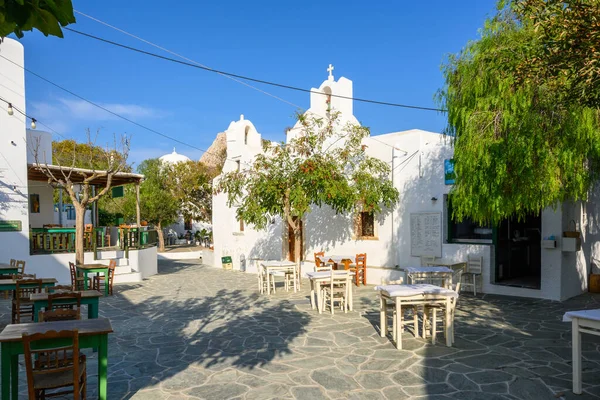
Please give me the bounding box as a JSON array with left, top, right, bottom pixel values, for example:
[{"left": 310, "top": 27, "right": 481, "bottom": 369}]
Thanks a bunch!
[{"left": 288, "top": 218, "right": 304, "bottom": 262}]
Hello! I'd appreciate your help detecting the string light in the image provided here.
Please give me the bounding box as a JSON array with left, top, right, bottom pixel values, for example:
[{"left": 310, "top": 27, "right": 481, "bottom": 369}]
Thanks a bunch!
[
  {"left": 7, "top": 103, "right": 13, "bottom": 115},
  {"left": 30, "top": 118, "right": 36, "bottom": 129}
]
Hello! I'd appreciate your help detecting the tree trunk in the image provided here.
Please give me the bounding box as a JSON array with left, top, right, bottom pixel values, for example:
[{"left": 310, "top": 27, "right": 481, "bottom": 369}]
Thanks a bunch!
[
  {"left": 74, "top": 203, "right": 86, "bottom": 266},
  {"left": 156, "top": 222, "right": 165, "bottom": 252},
  {"left": 294, "top": 224, "right": 302, "bottom": 288}
]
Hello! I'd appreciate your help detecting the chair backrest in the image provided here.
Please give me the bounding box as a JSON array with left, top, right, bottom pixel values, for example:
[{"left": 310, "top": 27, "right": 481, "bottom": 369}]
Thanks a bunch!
[
  {"left": 16, "top": 260, "right": 25, "bottom": 274},
  {"left": 69, "top": 262, "right": 78, "bottom": 290},
  {"left": 23, "top": 329, "right": 82, "bottom": 400},
  {"left": 381, "top": 277, "right": 404, "bottom": 285},
  {"left": 452, "top": 269, "right": 463, "bottom": 293},
  {"left": 420, "top": 255, "right": 436, "bottom": 267},
  {"left": 9, "top": 259, "right": 16, "bottom": 266},
  {"left": 108, "top": 261, "right": 116, "bottom": 289},
  {"left": 356, "top": 253, "right": 366, "bottom": 267},
  {"left": 48, "top": 291, "right": 82, "bottom": 309},
  {"left": 84, "top": 224, "right": 93, "bottom": 232},
  {"left": 467, "top": 255, "right": 483, "bottom": 274},
  {"left": 15, "top": 279, "right": 43, "bottom": 300},
  {"left": 330, "top": 270, "right": 350, "bottom": 288},
  {"left": 314, "top": 252, "right": 325, "bottom": 268}
]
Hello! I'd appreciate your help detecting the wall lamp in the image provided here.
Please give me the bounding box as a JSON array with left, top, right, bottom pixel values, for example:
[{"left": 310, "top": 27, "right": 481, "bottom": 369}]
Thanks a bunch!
[{"left": 431, "top": 197, "right": 438, "bottom": 202}]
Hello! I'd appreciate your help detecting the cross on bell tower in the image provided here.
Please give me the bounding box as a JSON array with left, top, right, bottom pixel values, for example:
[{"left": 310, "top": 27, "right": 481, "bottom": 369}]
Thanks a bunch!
[{"left": 327, "top": 64, "right": 334, "bottom": 81}]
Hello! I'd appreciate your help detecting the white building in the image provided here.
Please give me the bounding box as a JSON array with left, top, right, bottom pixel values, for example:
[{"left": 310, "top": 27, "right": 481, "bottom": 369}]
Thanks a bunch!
[
  {"left": 211, "top": 67, "right": 600, "bottom": 301},
  {"left": 158, "top": 149, "right": 211, "bottom": 239},
  {"left": 0, "top": 38, "right": 157, "bottom": 284}
]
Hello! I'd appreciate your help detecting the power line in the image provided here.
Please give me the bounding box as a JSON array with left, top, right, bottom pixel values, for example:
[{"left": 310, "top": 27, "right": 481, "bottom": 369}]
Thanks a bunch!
[
  {"left": 0, "top": 96, "right": 68, "bottom": 139},
  {"left": 63, "top": 27, "right": 445, "bottom": 113}
]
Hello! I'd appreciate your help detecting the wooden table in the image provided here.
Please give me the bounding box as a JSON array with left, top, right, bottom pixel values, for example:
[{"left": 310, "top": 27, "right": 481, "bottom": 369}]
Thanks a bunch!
[
  {"left": 317, "top": 255, "right": 354, "bottom": 270},
  {"left": 402, "top": 266, "right": 454, "bottom": 288},
  {"left": 31, "top": 290, "right": 102, "bottom": 322},
  {"left": 376, "top": 284, "right": 457, "bottom": 350},
  {"left": 563, "top": 309, "right": 600, "bottom": 394},
  {"left": 0, "top": 264, "right": 18, "bottom": 276},
  {"left": 0, "top": 278, "right": 56, "bottom": 292},
  {"left": 307, "top": 270, "right": 355, "bottom": 313},
  {"left": 77, "top": 264, "right": 110, "bottom": 296},
  {"left": 260, "top": 261, "right": 297, "bottom": 295},
  {"left": 0, "top": 318, "right": 113, "bottom": 400}
]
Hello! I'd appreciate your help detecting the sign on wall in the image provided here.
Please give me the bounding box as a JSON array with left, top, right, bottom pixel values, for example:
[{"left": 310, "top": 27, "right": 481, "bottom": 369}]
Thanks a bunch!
[
  {"left": 112, "top": 186, "right": 124, "bottom": 198},
  {"left": 444, "top": 159, "right": 455, "bottom": 185},
  {"left": 410, "top": 212, "right": 442, "bottom": 258},
  {"left": 0, "top": 220, "right": 22, "bottom": 232}
]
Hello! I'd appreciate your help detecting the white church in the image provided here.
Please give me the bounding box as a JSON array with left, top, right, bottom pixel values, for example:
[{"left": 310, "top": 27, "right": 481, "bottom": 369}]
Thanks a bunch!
[{"left": 209, "top": 65, "right": 600, "bottom": 301}]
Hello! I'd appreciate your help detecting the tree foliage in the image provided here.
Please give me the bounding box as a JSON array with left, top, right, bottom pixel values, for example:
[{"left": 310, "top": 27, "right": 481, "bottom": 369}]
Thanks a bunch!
[
  {"left": 165, "top": 160, "right": 215, "bottom": 224},
  {"left": 0, "top": 0, "right": 75, "bottom": 38},
  {"left": 438, "top": 0, "right": 600, "bottom": 224},
  {"left": 217, "top": 112, "right": 399, "bottom": 261}
]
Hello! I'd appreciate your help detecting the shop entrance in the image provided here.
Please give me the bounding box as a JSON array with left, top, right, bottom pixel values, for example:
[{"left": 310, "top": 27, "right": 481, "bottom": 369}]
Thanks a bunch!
[{"left": 495, "top": 212, "right": 542, "bottom": 289}]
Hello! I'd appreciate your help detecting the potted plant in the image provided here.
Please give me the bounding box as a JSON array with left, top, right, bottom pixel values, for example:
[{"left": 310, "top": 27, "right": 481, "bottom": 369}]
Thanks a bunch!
[
  {"left": 194, "top": 230, "right": 202, "bottom": 246},
  {"left": 185, "top": 230, "right": 192, "bottom": 245}
]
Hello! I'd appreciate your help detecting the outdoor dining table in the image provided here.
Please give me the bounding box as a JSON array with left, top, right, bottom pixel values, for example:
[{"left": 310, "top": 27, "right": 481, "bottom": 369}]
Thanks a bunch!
[
  {"left": 77, "top": 263, "right": 110, "bottom": 296},
  {"left": 563, "top": 309, "right": 600, "bottom": 394},
  {"left": 0, "top": 278, "right": 56, "bottom": 292},
  {"left": 307, "top": 270, "right": 355, "bottom": 313},
  {"left": 260, "top": 260, "right": 298, "bottom": 295},
  {"left": 0, "top": 264, "right": 18, "bottom": 276},
  {"left": 0, "top": 317, "right": 113, "bottom": 400},
  {"left": 426, "top": 259, "right": 467, "bottom": 272},
  {"left": 376, "top": 284, "right": 458, "bottom": 350},
  {"left": 31, "top": 290, "right": 103, "bottom": 322},
  {"left": 316, "top": 255, "right": 354, "bottom": 270},
  {"left": 402, "top": 266, "right": 454, "bottom": 288}
]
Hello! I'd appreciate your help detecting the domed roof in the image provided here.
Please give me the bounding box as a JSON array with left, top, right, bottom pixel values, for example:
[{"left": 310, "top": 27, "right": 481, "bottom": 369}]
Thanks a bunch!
[{"left": 159, "top": 148, "right": 191, "bottom": 164}]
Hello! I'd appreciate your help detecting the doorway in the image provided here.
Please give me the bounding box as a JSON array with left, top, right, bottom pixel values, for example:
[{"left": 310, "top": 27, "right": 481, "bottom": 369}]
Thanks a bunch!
[
  {"left": 495, "top": 212, "right": 542, "bottom": 289},
  {"left": 288, "top": 218, "right": 304, "bottom": 262}
]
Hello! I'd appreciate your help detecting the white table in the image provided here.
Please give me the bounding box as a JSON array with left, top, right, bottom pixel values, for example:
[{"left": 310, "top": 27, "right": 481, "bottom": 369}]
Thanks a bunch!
[
  {"left": 402, "top": 266, "right": 454, "bottom": 288},
  {"left": 375, "top": 284, "right": 458, "bottom": 349},
  {"left": 563, "top": 309, "right": 600, "bottom": 394},
  {"left": 307, "top": 270, "right": 355, "bottom": 314},
  {"left": 260, "top": 261, "right": 298, "bottom": 295},
  {"left": 317, "top": 255, "right": 355, "bottom": 270},
  {"left": 426, "top": 259, "right": 466, "bottom": 271}
]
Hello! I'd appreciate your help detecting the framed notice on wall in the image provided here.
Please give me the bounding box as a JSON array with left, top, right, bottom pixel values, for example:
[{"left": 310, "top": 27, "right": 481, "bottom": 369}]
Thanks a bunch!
[
  {"left": 0, "top": 220, "right": 22, "bottom": 232},
  {"left": 410, "top": 212, "right": 442, "bottom": 258}
]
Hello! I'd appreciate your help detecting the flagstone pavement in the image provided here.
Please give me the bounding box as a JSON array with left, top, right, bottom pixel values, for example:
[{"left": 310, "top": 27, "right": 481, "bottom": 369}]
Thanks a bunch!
[{"left": 3, "top": 259, "right": 600, "bottom": 399}]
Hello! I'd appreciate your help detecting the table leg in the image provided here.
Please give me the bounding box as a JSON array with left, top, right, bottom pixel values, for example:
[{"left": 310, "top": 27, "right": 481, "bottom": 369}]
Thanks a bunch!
[
  {"left": 89, "top": 299, "right": 99, "bottom": 319},
  {"left": 573, "top": 318, "right": 582, "bottom": 394},
  {"left": 395, "top": 300, "right": 402, "bottom": 349},
  {"left": 445, "top": 297, "right": 452, "bottom": 347},
  {"left": 293, "top": 266, "right": 297, "bottom": 293},
  {"left": 348, "top": 281, "right": 353, "bottom": 311},
  {"left": 432, "top": 308, "right": 437, "bottom": 345},
  {"left": 83, "top": 271, "right": 89, "bottom": 290},
  {"left": 310, "top": 279, "right": 315, "bottom": 309},
  {"left": 379, "top": 295, "right": 387, "bottom": 338},
  {"left": 266, "top": 268, "right": 271, "bottom": 295},
  {"left": 316, "top": 283, "right": 323, "bottom": 314},
  {"left": 103, "top": 268, "right": 109, "bottom": 296},
  {"left": 10, "top": 355, "right": 17, "bottom": 400},
  {"left": 98, "top": 334, "right": 109, "bottom": 400},
  {"left": 33, "top": 302, "right": 42, "bottom": 322},
  {"left": 1, "top": 343, "right": 10, "bottom": 400}
]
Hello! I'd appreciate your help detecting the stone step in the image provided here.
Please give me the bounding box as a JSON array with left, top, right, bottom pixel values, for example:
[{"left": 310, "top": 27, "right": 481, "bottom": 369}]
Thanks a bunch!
[
  {"left": 114, "top": 265, "right": 133, "bottom": 275},
  {"left": 113, "top": 271, "right": 142, "bottom": 284}
]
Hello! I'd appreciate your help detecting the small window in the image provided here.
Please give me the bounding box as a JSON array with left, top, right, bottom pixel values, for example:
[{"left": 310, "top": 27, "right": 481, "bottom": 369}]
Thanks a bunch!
[
  {"left": 244, "top": 126, "right": 250, "bottom": 145},
  {"left": 358, "top": 212, "right": 375, "bottom": 237},
  {"left": 236, "top": 160, "right": 241, "bottom": 171}
]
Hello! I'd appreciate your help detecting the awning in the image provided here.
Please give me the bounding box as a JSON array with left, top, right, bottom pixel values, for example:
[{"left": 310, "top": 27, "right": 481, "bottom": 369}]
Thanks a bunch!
[{"left": 27, "top": 163, "right": 144, "bottom": 187}]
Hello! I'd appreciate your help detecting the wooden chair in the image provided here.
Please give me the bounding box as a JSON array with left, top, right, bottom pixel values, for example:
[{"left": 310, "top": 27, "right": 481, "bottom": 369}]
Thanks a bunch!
[
  {"left": 257, "top": 270, "right": 278, "bottom": 293},
  {"left": 12, "top": 279, "right": 43, "bottom": 323},
  {"left": 92, "top": 260, "right": 116, "bottom": 295},
  {"left": 70, "top": 262, "right": 89, "bottom": 291},
  {"left": 461, "top": 255, "right": 483, "bottom": 295},
  {"left": 23, "top": 329, "right": 87, "bottom": 400},
  {"left": 322, "top": 270, "right": 350, "bottom": 314},
  {"left": 420, "top": 255, "right": 437, "bottom": 267},
  {"left": 1, "top": 259, "right": 17, "bottom": 298},
  {"left": 380, "top": 278, "right": 419, "bottom": 340},
  {"left": 348, "top": 253, "right": 367, "bottom": 286},
  {"left": 39, "top": 292, "right": 82, "bottom": 322},
  {"left": 16, "top": 259, "right": 26, "bottom": 276},
  {"left": 425, "top": 270, "right": 463, "bottom": 345},
  {"left": 84, "top": 224, "right": 94, "bottom": 249}
]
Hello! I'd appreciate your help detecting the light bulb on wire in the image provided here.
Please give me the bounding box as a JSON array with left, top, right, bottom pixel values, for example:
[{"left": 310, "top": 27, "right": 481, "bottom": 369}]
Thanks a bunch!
[
  {"left": 30, "top": 118, "right": 36, "bottom": 129},
  {"left": 7, "top": 103, "right": 13, "bottom": 116}
]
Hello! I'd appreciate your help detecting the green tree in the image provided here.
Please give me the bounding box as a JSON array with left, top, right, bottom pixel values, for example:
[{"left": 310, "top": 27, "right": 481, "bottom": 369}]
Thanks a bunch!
[
  {"left": 438, "top": 0, "right": 600, "bottom": 225},
  {"left": 166, "top": 160, "right": 215, "bottom": 224},
  {"left": 0, "top": 0, "right": 75, "bottom": 38},
  {"left": 217, "top": 112, "right": 399, "bottom": 272},
  {"left": 124, "top": 159, "right": 179, "bottom": 252}
]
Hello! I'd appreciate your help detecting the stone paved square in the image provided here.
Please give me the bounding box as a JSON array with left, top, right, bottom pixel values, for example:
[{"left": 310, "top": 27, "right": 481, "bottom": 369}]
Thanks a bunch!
[{"left": 3, "top": 260, "right": 600, "bottom": 399}]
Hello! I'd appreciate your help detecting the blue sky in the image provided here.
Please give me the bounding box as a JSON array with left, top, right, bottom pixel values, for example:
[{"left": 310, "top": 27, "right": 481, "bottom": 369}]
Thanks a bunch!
[{"left": 14, "top": 0, "right": 497, "bottom": 166}]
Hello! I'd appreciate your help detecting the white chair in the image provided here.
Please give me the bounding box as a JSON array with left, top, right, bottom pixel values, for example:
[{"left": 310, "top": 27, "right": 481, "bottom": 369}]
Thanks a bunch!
[
  {"left": 461, "top": 255, "right": 482, "bottom": 295},
  {"left": 420, "top": 255, "right": 437, "bottom": 267},
  {"left": 425, "top": 270, "right": 462, "bottom": 345},
  {"left": 322, "top": 270, "right": 350, "bottom": 314},
  {"left": 380, "top": 278, "right": 419, "bottom": 340},
  {"left": 257, "top": 269, "right": 276, "bottom": 294}
]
